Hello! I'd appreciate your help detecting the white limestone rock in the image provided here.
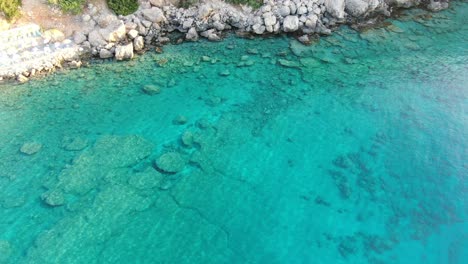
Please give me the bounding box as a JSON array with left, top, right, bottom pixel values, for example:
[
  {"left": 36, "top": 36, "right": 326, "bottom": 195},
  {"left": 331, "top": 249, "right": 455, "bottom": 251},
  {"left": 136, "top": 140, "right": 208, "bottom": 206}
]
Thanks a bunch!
[
  {"left": 325, "top": 0, "right": 346, "bottom": 19},
  {"left": 134, "top": 36, "right": 144, "bottom": 51},
  {"left": 141, "top": 7, "right": 166, "bottom": 23},
  {"left": 186, "top": 27, "right": 199, "bottom": 41},
  {"left": 345, "top": 0, "right": 370, "bottom": 17},
  {"left": 283, "top": 15, "right": 299, "bottom": 32},
  {"left": 127, "top": 29, "right": 139, "bottom": 39},
  {"left": 99, "top": 20, "right": 126, "bottom": 42},
  {"left": 115, "top": 43, "right": 134, "bottom": 60}
]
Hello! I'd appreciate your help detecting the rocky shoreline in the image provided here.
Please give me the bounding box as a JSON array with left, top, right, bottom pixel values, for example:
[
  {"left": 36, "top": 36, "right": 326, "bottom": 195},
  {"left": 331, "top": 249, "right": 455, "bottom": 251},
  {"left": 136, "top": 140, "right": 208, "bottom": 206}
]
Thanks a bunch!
[{"left": 0, "top": 0, "right": 450, "bottom": 82}]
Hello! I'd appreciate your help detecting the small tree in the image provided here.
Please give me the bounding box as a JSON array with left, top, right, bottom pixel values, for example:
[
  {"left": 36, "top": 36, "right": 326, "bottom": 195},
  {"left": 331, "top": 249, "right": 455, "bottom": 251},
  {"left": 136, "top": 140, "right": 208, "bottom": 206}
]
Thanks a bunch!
[
  {"left": 107, "top": 0, "right": 139, "bottom": 16},
  {"left": 0, "top": 0, "right": 22, "bottom": 20}
]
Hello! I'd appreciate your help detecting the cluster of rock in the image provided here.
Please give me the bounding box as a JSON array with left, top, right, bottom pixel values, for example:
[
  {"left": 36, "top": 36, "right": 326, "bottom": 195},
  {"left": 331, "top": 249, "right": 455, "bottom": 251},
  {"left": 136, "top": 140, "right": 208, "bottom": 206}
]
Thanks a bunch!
[
  {"left": 73, "top": 0, "right": 450, "bottom": 60},
  {"left": 0, "top": 0, "right": 451, "bottom": 81}
]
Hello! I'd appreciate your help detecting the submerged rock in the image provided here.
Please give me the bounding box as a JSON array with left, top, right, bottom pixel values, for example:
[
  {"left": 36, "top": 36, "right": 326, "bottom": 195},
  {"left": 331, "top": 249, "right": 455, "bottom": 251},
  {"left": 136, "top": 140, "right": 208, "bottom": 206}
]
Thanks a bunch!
[
  {"left": 41, "top": 189, "right": 65, "bottom": 206},
  {"left": 128, "top": 167, "right": 164, "bottom": 190},
  {"left": 278, "top": 59, "right": 301, "bottom": 68},
  {"left": 20, "top": 142, "right": 42, "bottom": 155},
  {"left": 62, "top": 136, "right": 89, "bottom": 151},
  {"left": 173, "top": 115, "right": 188, "bottom": 125},
  {"left": 155, "top": 152, "right": 186, "bottom": 173},
  {"left": 219, "top": 70, "right": 230, "bottom": 76},
  {"left": 142, "top": 84, "right": 161, "bottom": 95},
  {"left": 0, "top": 240, "right": 12, "bottom": 262},
  {"left": 181, "top": 131, "right": 194, "bottom": 147}
]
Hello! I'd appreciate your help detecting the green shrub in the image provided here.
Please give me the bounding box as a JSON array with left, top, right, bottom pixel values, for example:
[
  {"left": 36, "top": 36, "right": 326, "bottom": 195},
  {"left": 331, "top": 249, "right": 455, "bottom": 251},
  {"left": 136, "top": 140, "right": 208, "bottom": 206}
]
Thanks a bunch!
[
  {"left": 107, "top": 0, "right": 139, "bottom": 16},
  {"left": 0, "top": 0, "right": 22, "bottom": 20},
  {"left": 48, "top": 0, "right": 85, "bottom": 14},
  {"left": 225, "top": 0, "right": 263, "bottom": 9},
  {"left": 178, "top": 0, "right": 199, "bottom": 9}
]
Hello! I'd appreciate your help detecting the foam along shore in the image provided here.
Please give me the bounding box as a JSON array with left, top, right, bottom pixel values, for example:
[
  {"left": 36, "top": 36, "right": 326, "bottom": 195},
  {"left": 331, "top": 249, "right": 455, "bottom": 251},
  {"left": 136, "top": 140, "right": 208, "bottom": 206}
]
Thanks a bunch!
[{"left": 0, "top": 0, "right": 450, "bottom": 82}]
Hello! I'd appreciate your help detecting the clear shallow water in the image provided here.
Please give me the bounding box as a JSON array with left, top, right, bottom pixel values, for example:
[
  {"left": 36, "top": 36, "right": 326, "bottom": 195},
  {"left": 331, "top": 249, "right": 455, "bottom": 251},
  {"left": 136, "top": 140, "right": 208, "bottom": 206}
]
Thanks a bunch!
[{"left": 0, "top": 3, "right": 467, "bottom": 264}]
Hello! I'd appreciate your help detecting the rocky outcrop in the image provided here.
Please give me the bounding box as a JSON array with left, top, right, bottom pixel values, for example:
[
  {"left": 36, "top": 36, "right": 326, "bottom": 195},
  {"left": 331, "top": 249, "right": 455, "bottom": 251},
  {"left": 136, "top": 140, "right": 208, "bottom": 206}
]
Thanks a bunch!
[{"left": 0, "top": 0, "right": 452, "bottom": 81}]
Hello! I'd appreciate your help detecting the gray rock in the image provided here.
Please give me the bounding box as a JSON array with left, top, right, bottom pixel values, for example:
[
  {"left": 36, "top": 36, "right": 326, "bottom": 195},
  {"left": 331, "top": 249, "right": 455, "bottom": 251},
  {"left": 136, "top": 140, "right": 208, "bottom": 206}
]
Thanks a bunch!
[
  {"left": 88, "top": 29, "right": 107, "bottom": 47},
  {"left": 73, "top": 31, "right": 87, "bottom": 44},
  {"left": 186, "top": 27, "right": 199, "bottom": 41},
  {"left": 99, "top": 49, "right": 113, "bottom": 59},
  {"left": 182, "top": 18, "right": 194, "bottom": 30},
  {"left": 155, "top": 152, "right": 186, "bottom": 173},
  {"left": 263, "top": 12, "right": 277, "bottom": 27},
  {"left": 253, "top": 23, "right": 266, "bottom": 34},
  {"left": 305, "top": 14, "right": 318, "bottom": 29},
  {"left": 279, "top": 5, "right": 291, "bottom": 17},
  {"left": 345, "top": 0, "right": 369, "bottom": 17},
  {"left": 283, "top": 15, "right": 299, "bottom": 32},
  {"left": 298, "top": 34, "right": 311, "bottom": 44},
  {"left": 115, "top": 43, "right": 134, "bottom": 60},
  {"left": 325, "top": 0, "right": 346, "bottom": 19},
  {"left": 297, "top": 5, "right": 308, "bottom": 15},
  {"left": 20, "top": 142, "right": 42, "bottom": 155},
  {"left": 142, "top": 7, "right": 166, "bottom": 23}
]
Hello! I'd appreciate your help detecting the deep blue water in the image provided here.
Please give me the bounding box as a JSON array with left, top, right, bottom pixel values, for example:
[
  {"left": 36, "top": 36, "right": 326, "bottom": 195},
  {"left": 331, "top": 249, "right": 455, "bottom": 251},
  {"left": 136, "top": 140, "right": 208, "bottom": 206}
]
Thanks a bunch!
[{"left": 0, "top": 3, "right": 467, "bottom": 264}]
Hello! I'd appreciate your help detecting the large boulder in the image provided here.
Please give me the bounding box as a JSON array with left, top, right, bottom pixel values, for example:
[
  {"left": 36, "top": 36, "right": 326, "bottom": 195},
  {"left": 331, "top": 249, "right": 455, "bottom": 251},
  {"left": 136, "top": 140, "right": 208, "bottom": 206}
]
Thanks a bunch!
[
  {"left": 345, "top": 0, "right": 370, "bottom": 17},
  {"left": 325, "top": 0, "right": 346, "bottom": 19},
  {"left": 99, "top": 49, "right": 113, "bottom": 59},
  {"left": 141, "top": 7, "right": 166, "bottom": 23},
  {"left": 99, "top": 20, "right": 126, "bottom": 42},
  {"left": 134, "top": 36, "right": 144, "bottom": 51},
  {"left": 88, "top": 29, "right": 107, "bottom": 47},
  {"left": 115, "top": 43, "right": 134, "bottom": 60},
  {"left": 73, "top": 31, "right": 87, "bottom": 44},
  {"left": 263, "top": 12, "right": 277, "bottom": 27},
  {"left": 283, "top": 16, "right": 299, "bottom": 32},
  {"left": 186, "top": 27, "right": 199, "bottom": 41}
]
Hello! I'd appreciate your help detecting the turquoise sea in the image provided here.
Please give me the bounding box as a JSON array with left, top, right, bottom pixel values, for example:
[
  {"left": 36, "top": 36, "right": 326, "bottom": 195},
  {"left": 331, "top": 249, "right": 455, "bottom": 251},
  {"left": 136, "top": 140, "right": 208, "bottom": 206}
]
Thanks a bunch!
[{"left": 0, "top": 3, "right": 467, "bottom": 264}]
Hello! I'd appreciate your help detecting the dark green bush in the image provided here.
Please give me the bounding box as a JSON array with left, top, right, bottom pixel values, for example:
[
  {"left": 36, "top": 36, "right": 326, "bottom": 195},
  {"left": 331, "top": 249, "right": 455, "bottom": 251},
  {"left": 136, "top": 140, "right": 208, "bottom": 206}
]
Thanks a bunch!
[
  {"left": 226, "top": 0, "right": 263, "bottom": 9},
  {"left": 48, "top": 0, "right": 85, "bottom": 14},
  {"left": 0, "top": 0, "right": 22, "bottom": 20},
  {"left": 107, "top": 0, "right": 139, "bottom": 16}
]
